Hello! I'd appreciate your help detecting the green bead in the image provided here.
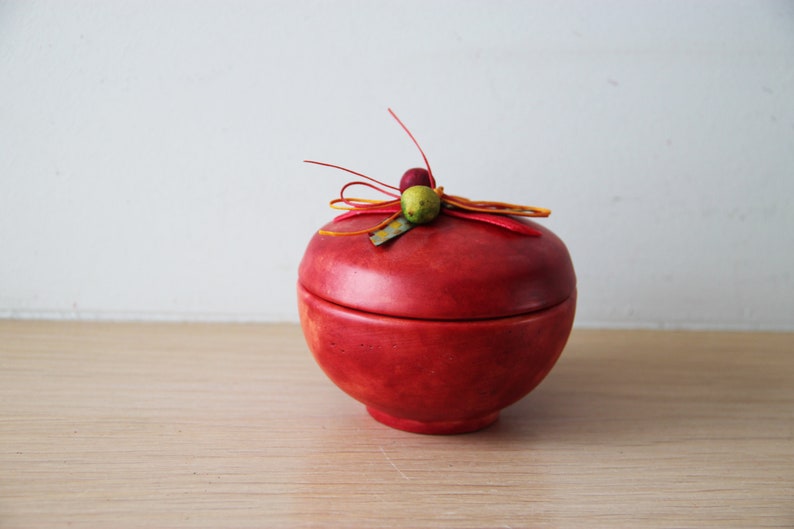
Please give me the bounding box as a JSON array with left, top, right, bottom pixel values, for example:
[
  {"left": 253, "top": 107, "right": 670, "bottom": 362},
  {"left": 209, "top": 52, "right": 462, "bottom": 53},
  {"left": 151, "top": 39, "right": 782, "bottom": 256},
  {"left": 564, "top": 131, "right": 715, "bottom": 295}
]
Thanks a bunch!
[{"left": 401, "top": 185, "right": 440, "bottom": 225}]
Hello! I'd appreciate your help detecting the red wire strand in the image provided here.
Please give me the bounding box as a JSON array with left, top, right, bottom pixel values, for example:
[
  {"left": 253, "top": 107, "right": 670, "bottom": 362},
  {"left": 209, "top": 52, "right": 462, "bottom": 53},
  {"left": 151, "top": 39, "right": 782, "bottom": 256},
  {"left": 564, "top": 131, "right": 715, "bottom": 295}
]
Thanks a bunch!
[
  {"left": 387, "top": 109, "right": 436, "bottom": 189},
  {"left": 304, "top": 160, "right": 400, "bottom": 192}
]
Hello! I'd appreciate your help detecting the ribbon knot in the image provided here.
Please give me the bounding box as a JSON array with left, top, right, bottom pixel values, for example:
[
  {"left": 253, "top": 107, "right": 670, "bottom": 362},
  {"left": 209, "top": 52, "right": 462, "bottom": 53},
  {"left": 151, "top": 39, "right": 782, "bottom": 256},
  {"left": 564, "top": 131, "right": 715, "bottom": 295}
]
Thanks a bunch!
[{"left": 305, "top": 109, "right": 551, "bottom": 245}]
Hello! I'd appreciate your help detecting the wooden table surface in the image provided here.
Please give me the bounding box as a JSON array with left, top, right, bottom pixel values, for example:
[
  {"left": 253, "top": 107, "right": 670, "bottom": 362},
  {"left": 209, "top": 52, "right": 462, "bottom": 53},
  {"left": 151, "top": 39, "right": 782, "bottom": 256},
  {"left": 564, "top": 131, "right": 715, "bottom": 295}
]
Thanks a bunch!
[{"left": 1, "top": 321, "right": 792, "bottom": 528}]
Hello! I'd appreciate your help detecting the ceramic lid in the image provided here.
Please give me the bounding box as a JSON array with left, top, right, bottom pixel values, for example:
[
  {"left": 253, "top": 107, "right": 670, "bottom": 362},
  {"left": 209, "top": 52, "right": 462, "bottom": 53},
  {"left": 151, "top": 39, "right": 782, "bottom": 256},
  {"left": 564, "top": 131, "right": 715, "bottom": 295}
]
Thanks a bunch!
[{"left": 298, "top": 214, "right": 576, "bottom": 321}]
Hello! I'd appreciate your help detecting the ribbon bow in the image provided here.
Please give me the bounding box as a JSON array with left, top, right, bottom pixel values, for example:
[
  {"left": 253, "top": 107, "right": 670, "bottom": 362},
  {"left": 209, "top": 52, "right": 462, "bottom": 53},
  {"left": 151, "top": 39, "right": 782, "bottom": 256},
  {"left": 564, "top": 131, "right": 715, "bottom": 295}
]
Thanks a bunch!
[{"left": 305, "top": 109, "right": 550, "bottom": 245}]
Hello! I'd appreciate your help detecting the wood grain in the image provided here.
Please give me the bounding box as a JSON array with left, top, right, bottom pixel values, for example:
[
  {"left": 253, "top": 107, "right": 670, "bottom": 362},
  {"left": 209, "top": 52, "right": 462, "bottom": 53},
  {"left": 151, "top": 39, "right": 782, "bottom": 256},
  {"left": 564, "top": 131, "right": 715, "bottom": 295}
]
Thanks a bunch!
[{"left": 1, "top": 321, "right": 792, "bottom": 528}]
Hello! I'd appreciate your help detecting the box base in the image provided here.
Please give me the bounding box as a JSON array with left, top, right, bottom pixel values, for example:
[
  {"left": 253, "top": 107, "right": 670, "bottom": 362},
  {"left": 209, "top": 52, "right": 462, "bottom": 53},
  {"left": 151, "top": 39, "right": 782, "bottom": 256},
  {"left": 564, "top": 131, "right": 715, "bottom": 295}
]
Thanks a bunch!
[{"left": 366, "top": 407, "right": 499, "bottom": 435}]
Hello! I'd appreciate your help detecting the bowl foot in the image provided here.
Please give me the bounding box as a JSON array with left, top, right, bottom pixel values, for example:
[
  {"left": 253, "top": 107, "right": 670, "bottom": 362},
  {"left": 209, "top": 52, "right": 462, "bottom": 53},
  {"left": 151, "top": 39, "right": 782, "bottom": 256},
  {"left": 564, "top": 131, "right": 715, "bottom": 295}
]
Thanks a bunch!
[{"left": 366, "top": 407, "right": 499, "bottom": 435}]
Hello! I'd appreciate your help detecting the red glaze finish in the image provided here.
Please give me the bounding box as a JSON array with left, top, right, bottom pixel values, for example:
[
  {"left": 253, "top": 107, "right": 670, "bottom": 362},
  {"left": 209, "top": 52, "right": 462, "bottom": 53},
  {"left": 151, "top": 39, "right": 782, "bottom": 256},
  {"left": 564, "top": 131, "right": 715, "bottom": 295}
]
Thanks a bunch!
[
  {"left": 298, "top": 285, "right": 575, "bottom": 434},
  {"left": 299, "top": 214, "right": 575, "bottom": 320},
  {"left": 298, "top": 214, "right": 577, "bottom": 434}
]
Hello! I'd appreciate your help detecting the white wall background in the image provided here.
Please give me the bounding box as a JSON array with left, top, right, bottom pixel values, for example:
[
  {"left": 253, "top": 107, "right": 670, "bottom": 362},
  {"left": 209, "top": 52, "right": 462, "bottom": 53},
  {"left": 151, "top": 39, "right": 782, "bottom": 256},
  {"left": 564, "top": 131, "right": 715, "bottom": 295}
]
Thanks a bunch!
[{"left": 1, "top": 1, "right": 792, "bottom": 330}]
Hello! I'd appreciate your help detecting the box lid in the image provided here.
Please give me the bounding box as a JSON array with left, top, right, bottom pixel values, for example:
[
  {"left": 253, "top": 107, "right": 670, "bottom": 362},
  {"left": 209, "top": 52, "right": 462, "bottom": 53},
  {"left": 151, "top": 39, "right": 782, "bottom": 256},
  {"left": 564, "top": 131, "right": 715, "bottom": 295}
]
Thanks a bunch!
[{"left": 298, "top": 213, "right": 576, "bottom": 321}]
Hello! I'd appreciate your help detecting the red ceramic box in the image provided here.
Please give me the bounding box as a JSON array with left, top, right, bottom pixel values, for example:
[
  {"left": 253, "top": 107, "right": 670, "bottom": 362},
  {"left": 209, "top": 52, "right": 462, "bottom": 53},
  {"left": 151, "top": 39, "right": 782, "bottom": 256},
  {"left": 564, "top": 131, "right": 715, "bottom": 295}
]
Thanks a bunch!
[{"left": 298, "top": 211, "right": 576, "bottom": 434}]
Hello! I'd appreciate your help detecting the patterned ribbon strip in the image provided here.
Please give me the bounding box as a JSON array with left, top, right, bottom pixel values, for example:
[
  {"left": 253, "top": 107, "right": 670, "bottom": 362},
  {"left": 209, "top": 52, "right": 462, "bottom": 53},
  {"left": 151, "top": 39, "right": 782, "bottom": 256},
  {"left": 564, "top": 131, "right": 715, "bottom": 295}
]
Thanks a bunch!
[{"left": 369, "top": 215, "right": 414, "bottom": 246}]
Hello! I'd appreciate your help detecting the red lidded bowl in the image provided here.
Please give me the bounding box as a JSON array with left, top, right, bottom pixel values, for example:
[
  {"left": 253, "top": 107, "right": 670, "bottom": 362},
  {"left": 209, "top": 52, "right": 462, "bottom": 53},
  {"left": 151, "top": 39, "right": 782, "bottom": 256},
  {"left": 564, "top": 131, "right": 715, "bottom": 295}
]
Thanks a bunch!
[{"left": 297, "top": 211, "right": 576, "bottom": 434}]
